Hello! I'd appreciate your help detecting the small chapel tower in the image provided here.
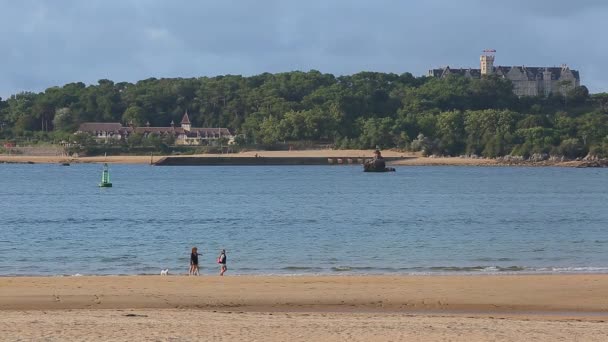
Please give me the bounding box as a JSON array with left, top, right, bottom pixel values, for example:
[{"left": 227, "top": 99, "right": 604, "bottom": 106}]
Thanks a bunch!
[{"left": 181, "top": 111, "right": 191, "bottom": 131}]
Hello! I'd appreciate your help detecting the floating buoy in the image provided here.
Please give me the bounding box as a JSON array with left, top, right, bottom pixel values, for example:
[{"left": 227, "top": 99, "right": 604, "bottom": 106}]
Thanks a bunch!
[{"left": 98, "top": 163, "right": 112, "bottom": 187}]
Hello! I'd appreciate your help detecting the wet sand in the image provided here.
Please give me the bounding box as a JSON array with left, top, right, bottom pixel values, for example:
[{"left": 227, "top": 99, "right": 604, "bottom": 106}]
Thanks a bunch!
[{"left": 1, "top": 275, "right": 607, "bottom": 341}]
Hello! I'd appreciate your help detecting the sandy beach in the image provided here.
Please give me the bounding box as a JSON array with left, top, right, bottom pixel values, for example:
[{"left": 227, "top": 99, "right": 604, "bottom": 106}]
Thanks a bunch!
[
  {"left": 0, "top": 149, "right": 408, "bottom": 165},
  {"left": 1, "top": 275, "right": 607, "bottom": 340},
  {"left": 1, "top": 149, "right": 601, "bottom": 167}
]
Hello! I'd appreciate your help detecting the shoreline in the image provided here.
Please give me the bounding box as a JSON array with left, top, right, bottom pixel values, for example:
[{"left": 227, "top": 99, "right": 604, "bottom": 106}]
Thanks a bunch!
[
  {"left": 3, "top": 268, "right": 608, "bottom": 277},
  {"left": 0, "top": 151, "right": 605, "bottom": 167}
]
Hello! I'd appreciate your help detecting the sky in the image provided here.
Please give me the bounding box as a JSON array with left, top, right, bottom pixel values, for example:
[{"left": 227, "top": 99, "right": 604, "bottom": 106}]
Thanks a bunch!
[{"left": 1, "top": 0, "right": 607, "bottom": 98}]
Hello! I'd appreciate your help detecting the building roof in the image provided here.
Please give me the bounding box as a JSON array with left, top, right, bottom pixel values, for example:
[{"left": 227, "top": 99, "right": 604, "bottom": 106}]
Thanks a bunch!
[
  {"left": 134, "top": 127, "right": 177, "bottom": 134},
  {"left": 78, "top": 122, "right": 124, "bottom": 132},
  {"left": 133, "top": 126, "right": 231, "bottom": 137},
  {"left": 78, "top": 117, "right": 232, "bottom": 138},
  {"left": 181, "top": 112, "right": 191, "bottom": 125},
  {"left": 429, "top": 66, "right": 580, "bottom": 81}
]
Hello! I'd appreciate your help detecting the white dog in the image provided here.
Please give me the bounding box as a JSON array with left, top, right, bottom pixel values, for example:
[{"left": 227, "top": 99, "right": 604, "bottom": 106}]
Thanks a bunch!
[{"left": 160, "top": 269, "right": 169, "bottom": 276}]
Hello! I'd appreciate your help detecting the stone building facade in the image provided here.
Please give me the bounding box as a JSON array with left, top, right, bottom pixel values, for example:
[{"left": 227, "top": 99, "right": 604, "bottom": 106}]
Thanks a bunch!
[
  {"left": 77, "top": 112, "right": 233, "bottom": 145},
  {"left": 428, "top": 52, "right": 580, "bottom": 97}
]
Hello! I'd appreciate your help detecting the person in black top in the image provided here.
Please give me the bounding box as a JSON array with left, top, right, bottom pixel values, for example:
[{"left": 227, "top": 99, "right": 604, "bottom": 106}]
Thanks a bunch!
[
  {"left": 189, "top": 247, "right": 201, "bottom": 276},
  {"left": 218, "top": 249, "right": 227, "bottom": 276}
]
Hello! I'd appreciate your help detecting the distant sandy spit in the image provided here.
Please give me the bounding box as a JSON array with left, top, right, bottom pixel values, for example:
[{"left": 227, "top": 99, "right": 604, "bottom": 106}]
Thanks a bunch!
[
  {"left": 1, "top": 275, "right": 607, "bottom": 341},
  {"left": 1, "top": 150, "right": 596, "bottom": 167},
  {"left": 0, "top": 149, "right": 408, "bottom": 165}
]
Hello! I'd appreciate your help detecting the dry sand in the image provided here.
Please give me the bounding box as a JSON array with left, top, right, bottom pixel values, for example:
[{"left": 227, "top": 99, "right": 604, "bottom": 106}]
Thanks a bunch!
[
  {"left": 1, "top": 150, "right": 590, "bottom": 167},
  {"left": 2, "top": 309, "right": 607, "bottom": 342},
  {"left": 1, "top": 275, "right": 607, "bottom": 341},
  {"left": 0, "top": 149, "right": 409, "bottom": 165}
]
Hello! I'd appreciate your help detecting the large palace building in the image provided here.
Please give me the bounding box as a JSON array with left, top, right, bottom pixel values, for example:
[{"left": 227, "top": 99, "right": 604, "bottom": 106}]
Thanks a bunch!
[{"left": 428, "top": 50, "right": 581, "bottom": 97}]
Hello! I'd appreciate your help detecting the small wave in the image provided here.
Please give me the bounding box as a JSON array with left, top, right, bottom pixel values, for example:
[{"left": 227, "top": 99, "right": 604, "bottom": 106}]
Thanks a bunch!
[
  {"left": 429, "top": 266, "right": 527, "bottom": 273},
  {"left": 498, "top": 266, "right": 526, "bottom": 272},
  {"left": 282, "top": 266, "right": 323, "bottom": 271},
  {"left": 430, "top": 266, "right": 485, "bottom": 272},
  {"left": 535, "top": 266, "right": 608, "bottom": 273},
  {"left": 331, "top": 266, "right": 377, "bottom": 272},
  {"left": 327, "top": 265, "right": 531, "bottom": 273}
]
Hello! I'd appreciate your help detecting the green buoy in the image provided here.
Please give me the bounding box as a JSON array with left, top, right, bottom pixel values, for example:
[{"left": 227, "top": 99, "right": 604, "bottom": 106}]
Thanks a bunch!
[{"left": 98, "top": 163, "right": 112, "bottom": 187}]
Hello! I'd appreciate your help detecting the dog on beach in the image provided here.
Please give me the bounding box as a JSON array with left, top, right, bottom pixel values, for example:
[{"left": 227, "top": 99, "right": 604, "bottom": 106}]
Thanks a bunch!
[{"left": 160, "top": 269, "right": 169, "bottom": 276}]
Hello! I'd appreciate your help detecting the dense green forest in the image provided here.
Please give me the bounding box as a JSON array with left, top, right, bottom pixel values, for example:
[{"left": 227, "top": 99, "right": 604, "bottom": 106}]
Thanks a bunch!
[{"left": 1, "top": 70, "right": 607, "bottom": 158}]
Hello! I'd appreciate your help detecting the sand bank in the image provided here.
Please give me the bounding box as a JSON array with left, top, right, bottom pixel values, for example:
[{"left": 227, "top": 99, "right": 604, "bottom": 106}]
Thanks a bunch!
[
  {"left": 0, "top": 149, "right": 407, "bottom": 165},
  {"left": 1, "top": 151, "right": 599, "bottom": 167},
  {"left": 2, "top": 275, "right": 608, "bottom": 314},
  {"left": 2, "top": 275, "right": 607, "bottom": 341}
]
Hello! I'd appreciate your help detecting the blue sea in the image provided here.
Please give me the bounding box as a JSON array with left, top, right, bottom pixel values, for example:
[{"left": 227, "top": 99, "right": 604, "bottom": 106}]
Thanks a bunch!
[{"left": 1, "top": 164, "right": 607, "bottom": 276}]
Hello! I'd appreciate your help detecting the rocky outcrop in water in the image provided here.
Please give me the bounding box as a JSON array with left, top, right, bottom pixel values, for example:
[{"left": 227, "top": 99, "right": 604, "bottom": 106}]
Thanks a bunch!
[{"left": 363, "top": 158, "right": 395, "bottom": 172}]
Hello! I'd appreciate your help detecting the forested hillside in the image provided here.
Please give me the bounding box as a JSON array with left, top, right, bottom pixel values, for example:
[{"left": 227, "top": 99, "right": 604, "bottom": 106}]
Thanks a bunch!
[{"left": 1, "top": 70, "right": 607, "bottom": 158}]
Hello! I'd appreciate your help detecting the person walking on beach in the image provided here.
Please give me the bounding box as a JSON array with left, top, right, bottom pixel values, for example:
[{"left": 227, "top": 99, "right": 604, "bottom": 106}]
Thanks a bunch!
[
  {"left": 189, "top": 247, "right": 201, "bottom": 276},
  {"left": 217, "top": 249, "right": 227, "bottom": 276}
]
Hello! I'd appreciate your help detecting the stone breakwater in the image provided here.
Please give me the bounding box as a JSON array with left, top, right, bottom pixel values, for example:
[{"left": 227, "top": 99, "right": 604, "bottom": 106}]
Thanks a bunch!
[{"left": 153, "top": 156, "right": 407, "bottom": 166}]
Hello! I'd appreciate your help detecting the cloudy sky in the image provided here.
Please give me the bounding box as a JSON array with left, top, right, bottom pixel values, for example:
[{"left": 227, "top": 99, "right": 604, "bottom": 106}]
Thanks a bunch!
[{"left": 0, "top": 0, "right": 606, "bottom": 97}]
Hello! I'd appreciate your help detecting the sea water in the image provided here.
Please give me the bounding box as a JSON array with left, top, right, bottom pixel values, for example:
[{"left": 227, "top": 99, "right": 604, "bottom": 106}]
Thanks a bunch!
[{"left": 0, "top": 164, "right": 607, "bottom": 276}]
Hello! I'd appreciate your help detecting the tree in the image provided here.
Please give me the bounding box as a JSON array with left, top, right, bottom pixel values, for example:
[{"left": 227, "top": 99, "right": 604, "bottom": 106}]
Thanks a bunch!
[
  {"left": 357, "top": 117, "right": 394, "bottom": 148},
  {"left": 437, "top": 110, "right": 465, "bottom": 155},
  {"left": 122, "top": 106, "right": 145, "bottom": 126},
  {"left": 257, "top": 116, "right": 282, "bottom": 145},
  {"left": 127, "top": 132, "right": 144, "bottom": 148},
  {"left": 577, "top": 112, "right": 608, "bottom": 147},
  {"left": 567, "top": 86, "right": 589, "bottom": 106},
  {"left": 557, "top": 138, "right": 585, "bottom": 159},
  {"left": 591, "top": 93, "right": 608, "bottom": 114},
  {"left": 464, "top": 109, "right": 517, "bottom": 156},
  {"left": 0, "top": 71, "right": 604, "bottom": 158},
  {"left": 68, "top": 132, "right": 97, "bottom": 155},
  {"left": 52, "top": 107, "right": 77, "bottom": 132}
]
